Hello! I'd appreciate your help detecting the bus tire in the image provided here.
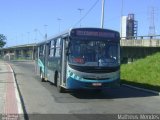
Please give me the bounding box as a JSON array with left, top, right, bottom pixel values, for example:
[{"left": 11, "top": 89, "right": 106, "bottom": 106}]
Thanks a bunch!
[
  {"left": 56, "top": 73, "right": 65, "bottom": 93},
  {"left": 40, "top": 69, "right": 45, "bottom": 82},
  {"left": 54, "top": 71, "right": 58, "bottom": 86}
]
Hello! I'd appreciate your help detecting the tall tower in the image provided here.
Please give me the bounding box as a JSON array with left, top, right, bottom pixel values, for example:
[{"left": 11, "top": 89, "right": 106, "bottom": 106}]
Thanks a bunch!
[
  {"left": 121, "top": 14, "right": 138, "bottom": 39},
  {"left": 121, "top": 16, "right": 127, "bottom": 39},
  {"left": 148, "top": 7, "right": 156, "bottom": 36}
]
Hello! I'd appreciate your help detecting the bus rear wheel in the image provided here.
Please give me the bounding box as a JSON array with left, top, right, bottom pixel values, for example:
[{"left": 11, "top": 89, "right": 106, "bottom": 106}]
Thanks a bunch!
[{"left": 40, "top": 70, "right": 45, "bottom": 82}]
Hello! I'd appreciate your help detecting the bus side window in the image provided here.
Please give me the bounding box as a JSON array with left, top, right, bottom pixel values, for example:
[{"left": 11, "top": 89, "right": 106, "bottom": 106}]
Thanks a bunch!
[
  {"left": 38, "top": 46, "right": 41, "bottom": 57},
  {"left": 55, "top": 38, "right": 61, "bottom": 57},
  {"left": 39, "top": 45, "right": 44, "bottom": 57},
  {"left": 42, "top": 45, "right": 45, "bottom": 56},
  {"left": 48, "top": 41, "right": 51, "bottom": 57},
  {"left": 49, "top": 40, "right": 55, "bottom": 57}
]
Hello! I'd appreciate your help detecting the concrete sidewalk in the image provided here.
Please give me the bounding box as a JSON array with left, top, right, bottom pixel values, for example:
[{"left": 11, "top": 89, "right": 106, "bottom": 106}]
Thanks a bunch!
[{"left": 0, "top": 60, "right": 23, "bottom": 119}]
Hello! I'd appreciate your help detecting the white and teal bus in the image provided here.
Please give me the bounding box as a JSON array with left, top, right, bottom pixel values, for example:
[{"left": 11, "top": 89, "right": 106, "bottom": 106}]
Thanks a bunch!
[{"left": 37, "top": 28, "right": 120, "bottom": 92}]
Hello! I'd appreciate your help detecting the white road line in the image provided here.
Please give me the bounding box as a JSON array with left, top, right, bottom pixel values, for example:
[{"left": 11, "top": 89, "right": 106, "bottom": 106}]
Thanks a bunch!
[{"left": 123, "top": 84, "right": 160, "bottom": 95}]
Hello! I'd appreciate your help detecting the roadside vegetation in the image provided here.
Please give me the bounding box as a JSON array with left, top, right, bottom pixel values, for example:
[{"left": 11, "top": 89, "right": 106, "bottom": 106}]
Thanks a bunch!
[
  {"left": 121, "top": 52, "right": 160, "bottom": 92},
  {"left": 0, "top": 34, "right": 6, "bottom": 48}
]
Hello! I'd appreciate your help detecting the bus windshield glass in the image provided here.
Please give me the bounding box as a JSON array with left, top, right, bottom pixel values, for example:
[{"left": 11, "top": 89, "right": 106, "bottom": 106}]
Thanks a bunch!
[{"left": 68, "top": 39, "right": 120, "bottom": 67}]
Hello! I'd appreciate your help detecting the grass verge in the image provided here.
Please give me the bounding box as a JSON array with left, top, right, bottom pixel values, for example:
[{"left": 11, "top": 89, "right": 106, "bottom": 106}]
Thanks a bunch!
[{"left": 121, "top": 52, "right": 160, "bottom": 92}]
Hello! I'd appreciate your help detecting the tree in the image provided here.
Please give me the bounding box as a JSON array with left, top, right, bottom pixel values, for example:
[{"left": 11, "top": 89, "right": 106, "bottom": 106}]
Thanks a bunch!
[{"left": 0, "top": 34, "right": 7, "bottom": 48}]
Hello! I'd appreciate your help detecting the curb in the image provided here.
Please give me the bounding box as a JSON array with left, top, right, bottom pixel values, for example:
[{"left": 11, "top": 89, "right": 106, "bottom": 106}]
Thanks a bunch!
[
  {"left": 123, "top": 84, "right": 160, "bottom": 96},
  {"left": 6, "top": 63, "right": 24, "bottom": 114}
]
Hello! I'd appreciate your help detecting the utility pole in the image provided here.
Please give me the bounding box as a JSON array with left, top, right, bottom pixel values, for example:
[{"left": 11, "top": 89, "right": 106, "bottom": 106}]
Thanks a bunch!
[
  {"left": 101, "top": 0, "right": 105, "bottom": 28},
  {"left": 120, "top": 0, "right": 124, "bottom": 37}
]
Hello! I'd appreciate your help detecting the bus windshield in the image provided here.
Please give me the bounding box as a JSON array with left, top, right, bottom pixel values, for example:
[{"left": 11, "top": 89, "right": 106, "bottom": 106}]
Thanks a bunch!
[{"left": 68, "top": 39, "right": 120, "bottom": 67}]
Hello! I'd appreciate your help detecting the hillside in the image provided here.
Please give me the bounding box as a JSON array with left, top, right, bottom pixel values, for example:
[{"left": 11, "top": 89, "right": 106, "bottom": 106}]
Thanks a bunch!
[{"left": 121, "top": 52, "right": 160, "bottom": 91}]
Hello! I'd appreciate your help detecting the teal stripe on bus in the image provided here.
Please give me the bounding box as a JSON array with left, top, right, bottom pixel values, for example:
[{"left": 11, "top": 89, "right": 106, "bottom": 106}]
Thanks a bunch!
[{"left": 38, "top": 59, "right": 45, "bottom": 73}]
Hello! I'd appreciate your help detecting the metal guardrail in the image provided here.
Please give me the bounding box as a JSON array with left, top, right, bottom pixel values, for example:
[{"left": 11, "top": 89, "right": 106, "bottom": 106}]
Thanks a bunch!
[
  {"left": 121, "top": 35, "right": 160, "bottom": 40},
  {"left": 120, "top": 39, "right": 160, "bottom": 47}
]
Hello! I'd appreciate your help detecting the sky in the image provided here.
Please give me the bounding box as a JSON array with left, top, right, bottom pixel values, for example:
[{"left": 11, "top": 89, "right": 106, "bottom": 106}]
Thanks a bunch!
[{"left": 0, "top": 0, "right": 159, "bottom": 47}]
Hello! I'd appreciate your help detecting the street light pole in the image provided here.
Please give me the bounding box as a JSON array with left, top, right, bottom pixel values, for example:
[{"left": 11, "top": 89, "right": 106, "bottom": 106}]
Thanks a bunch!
[
  {"left": 44, "top": 24, "right": 48, "bottom": 40},
  {"left": 27, "top": 32, "right": 30, "bottom": 44},
  {"left": 34, "top": 29, "right": 38, "bottom": 43},
  {"left": 101, "top": 0, "right": 105, "bottom": 28},
  {"left": 57, "top": 18, "right": 62, "bottom": 33},
  {"left": 78, "top": 8, "right": 83, "bottom": 27}
]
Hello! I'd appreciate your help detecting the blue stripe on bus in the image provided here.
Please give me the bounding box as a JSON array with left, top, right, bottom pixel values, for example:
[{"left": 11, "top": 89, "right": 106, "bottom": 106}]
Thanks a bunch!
[
  {"left": 66, "top": 77, "right": 119, "bottom": 89},
  {"left": 67, "top": 70, "right": 119, "bottom": 83},
  {"left": 68, "top": 75, "right": 118, "bottom": 83},
  {"left": 66, "top": 71, "right": 120, "bottom": 89}
]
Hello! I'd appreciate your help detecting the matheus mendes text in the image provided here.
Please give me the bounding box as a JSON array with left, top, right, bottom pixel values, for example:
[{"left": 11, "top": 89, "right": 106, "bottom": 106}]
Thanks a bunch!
[{"left": 118, "top": 114, "right": 160, "bottom": 120}]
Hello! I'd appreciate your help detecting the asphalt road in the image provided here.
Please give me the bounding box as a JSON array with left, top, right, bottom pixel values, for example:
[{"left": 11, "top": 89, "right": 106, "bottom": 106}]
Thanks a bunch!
[{"left": 8, "top": 61, "right": 160, "bottom": 119}]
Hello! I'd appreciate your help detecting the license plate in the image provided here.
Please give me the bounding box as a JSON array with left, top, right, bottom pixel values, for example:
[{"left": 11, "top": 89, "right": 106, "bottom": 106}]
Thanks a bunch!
[{"left": 92, "top": 83, "right": 102, "bottom": 86}]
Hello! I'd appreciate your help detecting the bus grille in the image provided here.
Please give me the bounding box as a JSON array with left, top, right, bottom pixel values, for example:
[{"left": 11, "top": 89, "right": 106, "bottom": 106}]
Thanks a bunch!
[{"left": 83, "top": 77, "right": 110, "bottom": 80}]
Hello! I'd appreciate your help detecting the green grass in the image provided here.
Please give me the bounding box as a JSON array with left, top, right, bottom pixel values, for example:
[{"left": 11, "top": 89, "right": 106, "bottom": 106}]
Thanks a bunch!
[{"left": 121, "top": 52, "right": 160, "bottom": 92}]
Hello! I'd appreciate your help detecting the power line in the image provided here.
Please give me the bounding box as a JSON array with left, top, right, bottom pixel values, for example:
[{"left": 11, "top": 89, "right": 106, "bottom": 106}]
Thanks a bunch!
[{"left": 73, "top": 0, "right": 100, "bottom": 27}]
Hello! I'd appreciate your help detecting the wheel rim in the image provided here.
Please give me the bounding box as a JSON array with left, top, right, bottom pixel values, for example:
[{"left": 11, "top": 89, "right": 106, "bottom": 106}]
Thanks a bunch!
[{"left": 40, "top": 73, "right": 43, "bottom": 79}]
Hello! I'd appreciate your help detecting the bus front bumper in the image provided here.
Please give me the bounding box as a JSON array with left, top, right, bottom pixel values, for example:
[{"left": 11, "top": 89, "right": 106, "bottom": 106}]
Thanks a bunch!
[{"left": 66, "top": 77, "right": 120, "bottom": 90}]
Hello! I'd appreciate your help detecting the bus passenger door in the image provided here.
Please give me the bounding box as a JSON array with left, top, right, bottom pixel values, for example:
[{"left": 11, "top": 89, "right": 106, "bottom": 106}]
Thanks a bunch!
[
  {"left": 60, "top": 38, "right": 68, "bottom": 87},
  {"left": 44, "top": 43, "right": 50, "bottom": 81}
]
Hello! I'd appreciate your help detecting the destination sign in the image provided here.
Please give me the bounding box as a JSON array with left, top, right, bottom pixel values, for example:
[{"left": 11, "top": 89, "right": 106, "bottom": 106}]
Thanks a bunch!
[
  {"left": 76, "top": 30, "right": 115, "bottom": 38},
  {"left": 70, "top": 28, "right": 119, "bottom": 39}
]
